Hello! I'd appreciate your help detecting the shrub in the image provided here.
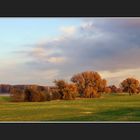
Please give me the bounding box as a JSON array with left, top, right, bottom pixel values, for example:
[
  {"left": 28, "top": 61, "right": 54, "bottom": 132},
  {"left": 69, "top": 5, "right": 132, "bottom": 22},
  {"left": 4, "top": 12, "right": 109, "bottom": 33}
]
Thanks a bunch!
[
  {"left": 10, "top": 86, "right": 47, "bottom": 102},
  {"left": 42, "top": 89, "right": 52, "bottom": 101},
  {"left": 54, "top": 80, "right": 78, "bottom": 100},
  {"left": 24, "top": 87, "right": 46, "bottom": 102},
  {"left": 51, "top": 89, "right": 61, "bottom": 100},
  {"left": 10, "top": 87, "right": 25, "bottom": 102},
  {"left": 104, "top": 87, "right": 111, "bottom": 94},
  {"left": 62, "top": 84, "right": 77, "bottom": 100},
  {"left": 108, "top": 85, "right": 118, "bottom": 93}
]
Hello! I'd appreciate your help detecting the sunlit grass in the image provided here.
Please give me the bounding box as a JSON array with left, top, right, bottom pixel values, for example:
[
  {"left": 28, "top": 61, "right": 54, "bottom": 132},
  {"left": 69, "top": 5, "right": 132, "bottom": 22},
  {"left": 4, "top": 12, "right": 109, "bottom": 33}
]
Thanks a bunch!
[{"left": 0, "top": 94, "right": 140, "bottom": 121}]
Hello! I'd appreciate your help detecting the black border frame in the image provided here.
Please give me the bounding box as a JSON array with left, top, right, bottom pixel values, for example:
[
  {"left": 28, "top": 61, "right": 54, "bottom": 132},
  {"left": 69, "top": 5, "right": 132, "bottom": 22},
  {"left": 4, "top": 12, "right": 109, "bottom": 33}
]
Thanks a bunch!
[
  {"left": 0, "top": 0, "right": 140, "bottom": 17},
  {"left": 0, "top": 123, "right": 140, "bottom": 139},
  {"left": 0, "top": 0, "right": 140, "bottom": 139}
]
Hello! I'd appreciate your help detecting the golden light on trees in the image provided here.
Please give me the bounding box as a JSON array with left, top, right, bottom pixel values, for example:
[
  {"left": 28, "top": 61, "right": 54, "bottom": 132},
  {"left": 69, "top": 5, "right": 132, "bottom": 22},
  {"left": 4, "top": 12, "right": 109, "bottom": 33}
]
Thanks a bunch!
[
  {"left": 71, "top": 71, "right": 107, "bottom": 98},
  {"left": 120, "top": 78, "right": 140, "bottom": 95},
  {"left": 54, "top": 80, "right": 78, "bottom": 100}
]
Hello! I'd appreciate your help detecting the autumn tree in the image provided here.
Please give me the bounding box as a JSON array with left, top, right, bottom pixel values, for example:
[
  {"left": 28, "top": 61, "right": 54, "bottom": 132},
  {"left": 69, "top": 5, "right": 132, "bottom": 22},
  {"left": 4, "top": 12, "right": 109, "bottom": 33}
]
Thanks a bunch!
[
  {"left": 24, "top": 86, "right": 46, "bottom": 102},
  {"left": 10, "top": 87, "right": 25, "bottom": 102},
  {"left": 137, "top": 86, "right": 140, "bottom": 94},
  {"left": 104, "top": 87, "right": 111, "bottom": 94},
  {"left": 117, "top": 88, "right": 123, "bottom": 93},
  {"left": 54, "top": 80, "right": 67, "bottom": 99},
  {"left": 108, "top": 85, "right": 123, "bottom": 94},
  {"left": 71, "top": 71, "right": 107, "bottom": 98},
  {"left": 62, "top": 83, "right": 77, "bottom": 100},
  {"left": 108, "top": 85, "right": 118, "bottom": 93},
  {"left": 98, "top": 79, "right": 107, "bottom": 93},
  {"left": 51, "top": 88, "right": 61, "bottom": 100},
  {"left": 120, "top": 78, "right": 140, "bottom": 95},
  {"left": 10, "top": 85, "right": 47, "bottom": 102},
  {"left": 54, "top": 80, "right": 77, "bottom": 100}
]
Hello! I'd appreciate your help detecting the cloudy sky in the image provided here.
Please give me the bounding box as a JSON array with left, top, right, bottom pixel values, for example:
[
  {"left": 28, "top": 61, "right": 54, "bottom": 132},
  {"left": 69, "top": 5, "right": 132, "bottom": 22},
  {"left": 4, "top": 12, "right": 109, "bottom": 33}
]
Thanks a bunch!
[{"left": 0, "top": 17, "right": 140, "bottom": 86}]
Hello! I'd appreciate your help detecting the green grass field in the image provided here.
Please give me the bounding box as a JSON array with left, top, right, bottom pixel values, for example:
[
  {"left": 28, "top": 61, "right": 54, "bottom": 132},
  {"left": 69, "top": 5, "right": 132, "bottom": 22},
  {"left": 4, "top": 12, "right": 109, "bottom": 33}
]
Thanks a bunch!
[{"left": 0, "top": 94, "right": 140, "bottom": 121}]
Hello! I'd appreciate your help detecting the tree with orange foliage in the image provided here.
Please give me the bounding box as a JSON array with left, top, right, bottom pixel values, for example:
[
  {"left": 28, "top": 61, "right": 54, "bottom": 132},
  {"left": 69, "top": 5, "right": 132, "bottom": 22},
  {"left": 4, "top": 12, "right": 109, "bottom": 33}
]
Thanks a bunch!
[
  {"left": 10, "top": 85, "right": 47, "bottom": 102},
  {"left": 108, "top": 85, "right": 123, "bottom": 94},
  {"left": 104, "top": 87, "right": 111, "bottom": 94},
  {"left": 24, "top": 87, "right": 46, "bottom": 102},
  {"left": 62, "top": 83, "right": 77, "bottom": 100},
  {"left": 54, "top": 80, "right": 77, "bottom": 100},
  {"left": 10, "top": 87, "right": 25, "bottom": 102},
  {"left": 120, "top": 78, "right": 140, "bottom": 95},
  {"left": 108, "top": 85, "right": 118, "bottom": 93},
  {"left": 71, "top": 71, "right": 107, "bottom": 98}
]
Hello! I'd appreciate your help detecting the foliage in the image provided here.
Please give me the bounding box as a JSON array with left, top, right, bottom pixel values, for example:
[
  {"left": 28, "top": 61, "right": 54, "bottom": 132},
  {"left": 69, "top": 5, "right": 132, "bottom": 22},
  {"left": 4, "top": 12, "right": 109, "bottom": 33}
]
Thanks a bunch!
[
  {"left": 104, "top": 87, "right": 112, "bottom": 94},
  {"left": 71, "top": 71, "right": 107, "bottom": 98},
  {"left": 62, "top": 83, "right": 77, "bottom": 100},
  {"left": 108, "top": 85, "right": 118, "bottom": 93},
  {"left": 51, "top": 89, "right": 61, "bottom": 100},
  {"left": 10, "top": 87, "right": 25, "bottom": 102},
  {"left": 9, "top": 71, "right": 140, "bottom": 102},
  {"left": 10, "top": 85, "right": 47, "bottom": 102},
  {"left": 120, "top": 78, "right": 140, "bottom": 95},
  {"left": 24, "top": 87, "right": 46, "bottom": 102},
  {"left": 54, "top": 80, "right": 78, "bottom": 100}
]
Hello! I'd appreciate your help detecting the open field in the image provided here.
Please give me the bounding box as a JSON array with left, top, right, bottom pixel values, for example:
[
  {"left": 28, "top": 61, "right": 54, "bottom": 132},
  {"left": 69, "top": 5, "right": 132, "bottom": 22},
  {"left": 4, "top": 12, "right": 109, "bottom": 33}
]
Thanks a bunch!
[{"left": 0, "top": 94, "right": 140, "bottom": 121}]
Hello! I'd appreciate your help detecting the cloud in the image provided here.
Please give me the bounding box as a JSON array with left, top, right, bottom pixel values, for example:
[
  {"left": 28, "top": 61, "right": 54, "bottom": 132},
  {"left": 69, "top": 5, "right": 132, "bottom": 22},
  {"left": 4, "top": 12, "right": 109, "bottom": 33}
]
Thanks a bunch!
[
  {"left": 100, "top": 68, "right": 140, "bottom": 86},
  {"left": 15, "top": 18, "right": 140, "bottom": 85},
  {"left": 0, "top": 63, "right": 59, "bottom": 86},
  {"left": 60, "top": 26, "right": 76, "bottom": 35},
  {"left": 47, "top": 57, "right": 66, "bottom": 63}
]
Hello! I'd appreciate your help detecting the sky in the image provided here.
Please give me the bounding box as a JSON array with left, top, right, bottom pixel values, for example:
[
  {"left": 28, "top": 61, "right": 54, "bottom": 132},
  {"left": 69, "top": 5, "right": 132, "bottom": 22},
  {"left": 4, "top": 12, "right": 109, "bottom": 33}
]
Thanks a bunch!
[{"left": 0, "top": 17, "right": 140, "bottom": 86}]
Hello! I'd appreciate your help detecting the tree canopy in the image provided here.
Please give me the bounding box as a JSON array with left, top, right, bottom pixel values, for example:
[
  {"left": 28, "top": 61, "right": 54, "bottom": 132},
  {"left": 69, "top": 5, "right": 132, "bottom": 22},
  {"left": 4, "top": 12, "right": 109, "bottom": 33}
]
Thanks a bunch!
[
  {"left": 120, "top": 78, "right": 140, "bottom": 95},
  {"left": 71, "top": 71, "right": 107, "bottom": 98}
]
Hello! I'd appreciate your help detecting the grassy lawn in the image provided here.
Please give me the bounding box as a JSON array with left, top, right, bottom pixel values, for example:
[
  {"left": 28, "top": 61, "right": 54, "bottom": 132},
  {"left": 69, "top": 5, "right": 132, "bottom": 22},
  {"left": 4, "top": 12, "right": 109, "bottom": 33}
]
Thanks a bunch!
[{"left": 0, "top": 94, "right": 140, "bottom": 121}]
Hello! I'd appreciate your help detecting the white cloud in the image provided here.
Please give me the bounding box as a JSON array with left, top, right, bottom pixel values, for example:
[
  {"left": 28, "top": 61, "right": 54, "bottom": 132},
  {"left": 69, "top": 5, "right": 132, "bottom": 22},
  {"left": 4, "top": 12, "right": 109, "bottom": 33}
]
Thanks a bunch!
[
  {"left": 15, "top": 18, "right": 140, "bottom": 86},
  {"left": 100, "top": 68, "right": 140, "bottom": 86},
  {"left": 47, "top": 57, "right": 66, "bottom": 63},
  {"left": 60, "top": 26, "right": 76, "bottom": 36}
]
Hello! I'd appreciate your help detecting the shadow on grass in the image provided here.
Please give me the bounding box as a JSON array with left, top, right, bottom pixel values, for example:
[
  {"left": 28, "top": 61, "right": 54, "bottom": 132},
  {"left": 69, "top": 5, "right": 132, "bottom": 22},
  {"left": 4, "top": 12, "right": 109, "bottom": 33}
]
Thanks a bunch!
[{"left": 54, "top": 107, "right": 140, "bottom": 121}]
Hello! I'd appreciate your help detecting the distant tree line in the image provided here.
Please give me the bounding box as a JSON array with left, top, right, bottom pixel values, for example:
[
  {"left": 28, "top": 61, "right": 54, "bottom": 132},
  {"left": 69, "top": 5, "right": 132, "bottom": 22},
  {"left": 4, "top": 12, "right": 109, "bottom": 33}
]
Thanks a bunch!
[
  {"left": 0, "top": 84, "right": 11, "bottom": 93},
  {"left": 1, "top": 71, "right": 140, "bottom": 102}
]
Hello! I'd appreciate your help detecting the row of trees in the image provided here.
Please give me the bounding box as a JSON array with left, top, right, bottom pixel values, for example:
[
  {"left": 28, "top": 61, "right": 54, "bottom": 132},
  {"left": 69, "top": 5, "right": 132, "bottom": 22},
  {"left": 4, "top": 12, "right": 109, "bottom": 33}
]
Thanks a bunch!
[{"left": 10, "top": 71, "right": 140, "bottom": 102}]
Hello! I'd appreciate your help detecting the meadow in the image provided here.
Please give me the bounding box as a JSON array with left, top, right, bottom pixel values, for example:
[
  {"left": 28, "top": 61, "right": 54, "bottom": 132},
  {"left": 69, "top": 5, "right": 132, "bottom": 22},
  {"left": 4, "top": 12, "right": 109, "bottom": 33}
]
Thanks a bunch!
[{"left": 0, "top": 94, "right": 140, "bottom": 121}]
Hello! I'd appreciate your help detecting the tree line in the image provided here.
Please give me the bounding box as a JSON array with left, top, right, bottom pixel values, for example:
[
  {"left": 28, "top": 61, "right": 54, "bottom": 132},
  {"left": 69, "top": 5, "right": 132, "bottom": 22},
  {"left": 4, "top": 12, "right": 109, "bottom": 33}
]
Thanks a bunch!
[{"left": 5, "top": 71, "right": 140, "bottom": 102}]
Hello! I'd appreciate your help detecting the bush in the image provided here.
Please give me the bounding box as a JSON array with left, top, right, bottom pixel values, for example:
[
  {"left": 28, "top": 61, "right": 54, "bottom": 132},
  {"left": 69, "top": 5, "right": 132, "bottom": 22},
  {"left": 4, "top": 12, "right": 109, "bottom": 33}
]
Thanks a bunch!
[
  {"left": 42, "top": 89, "right": 52, "bottom": 101},
  {"left": 104, "top": 87, "right": 111, "bottom": 94},
  {"left": 10, "top": 86, "right": 47, "bottom": 102},
  {"left": 10, "top": 87, "right": 25, "bottom": 102},
  {"left": 54, "top": 80, "right": 78, "bottom": 100},
  {"left": 45, "top": 93, "right": 52, "bottom": 101},
  {"left": 24, "top": 87, "right": 46, "bottom": 102},
  {"left": 62, "top": 84, "right": 77, "bottom": 100},
  {"left": 83, "top": 87, "right": 99, "bottom": 98},
  {"left": 51, "top": 89, "right": 62, "bottom": 100}
]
